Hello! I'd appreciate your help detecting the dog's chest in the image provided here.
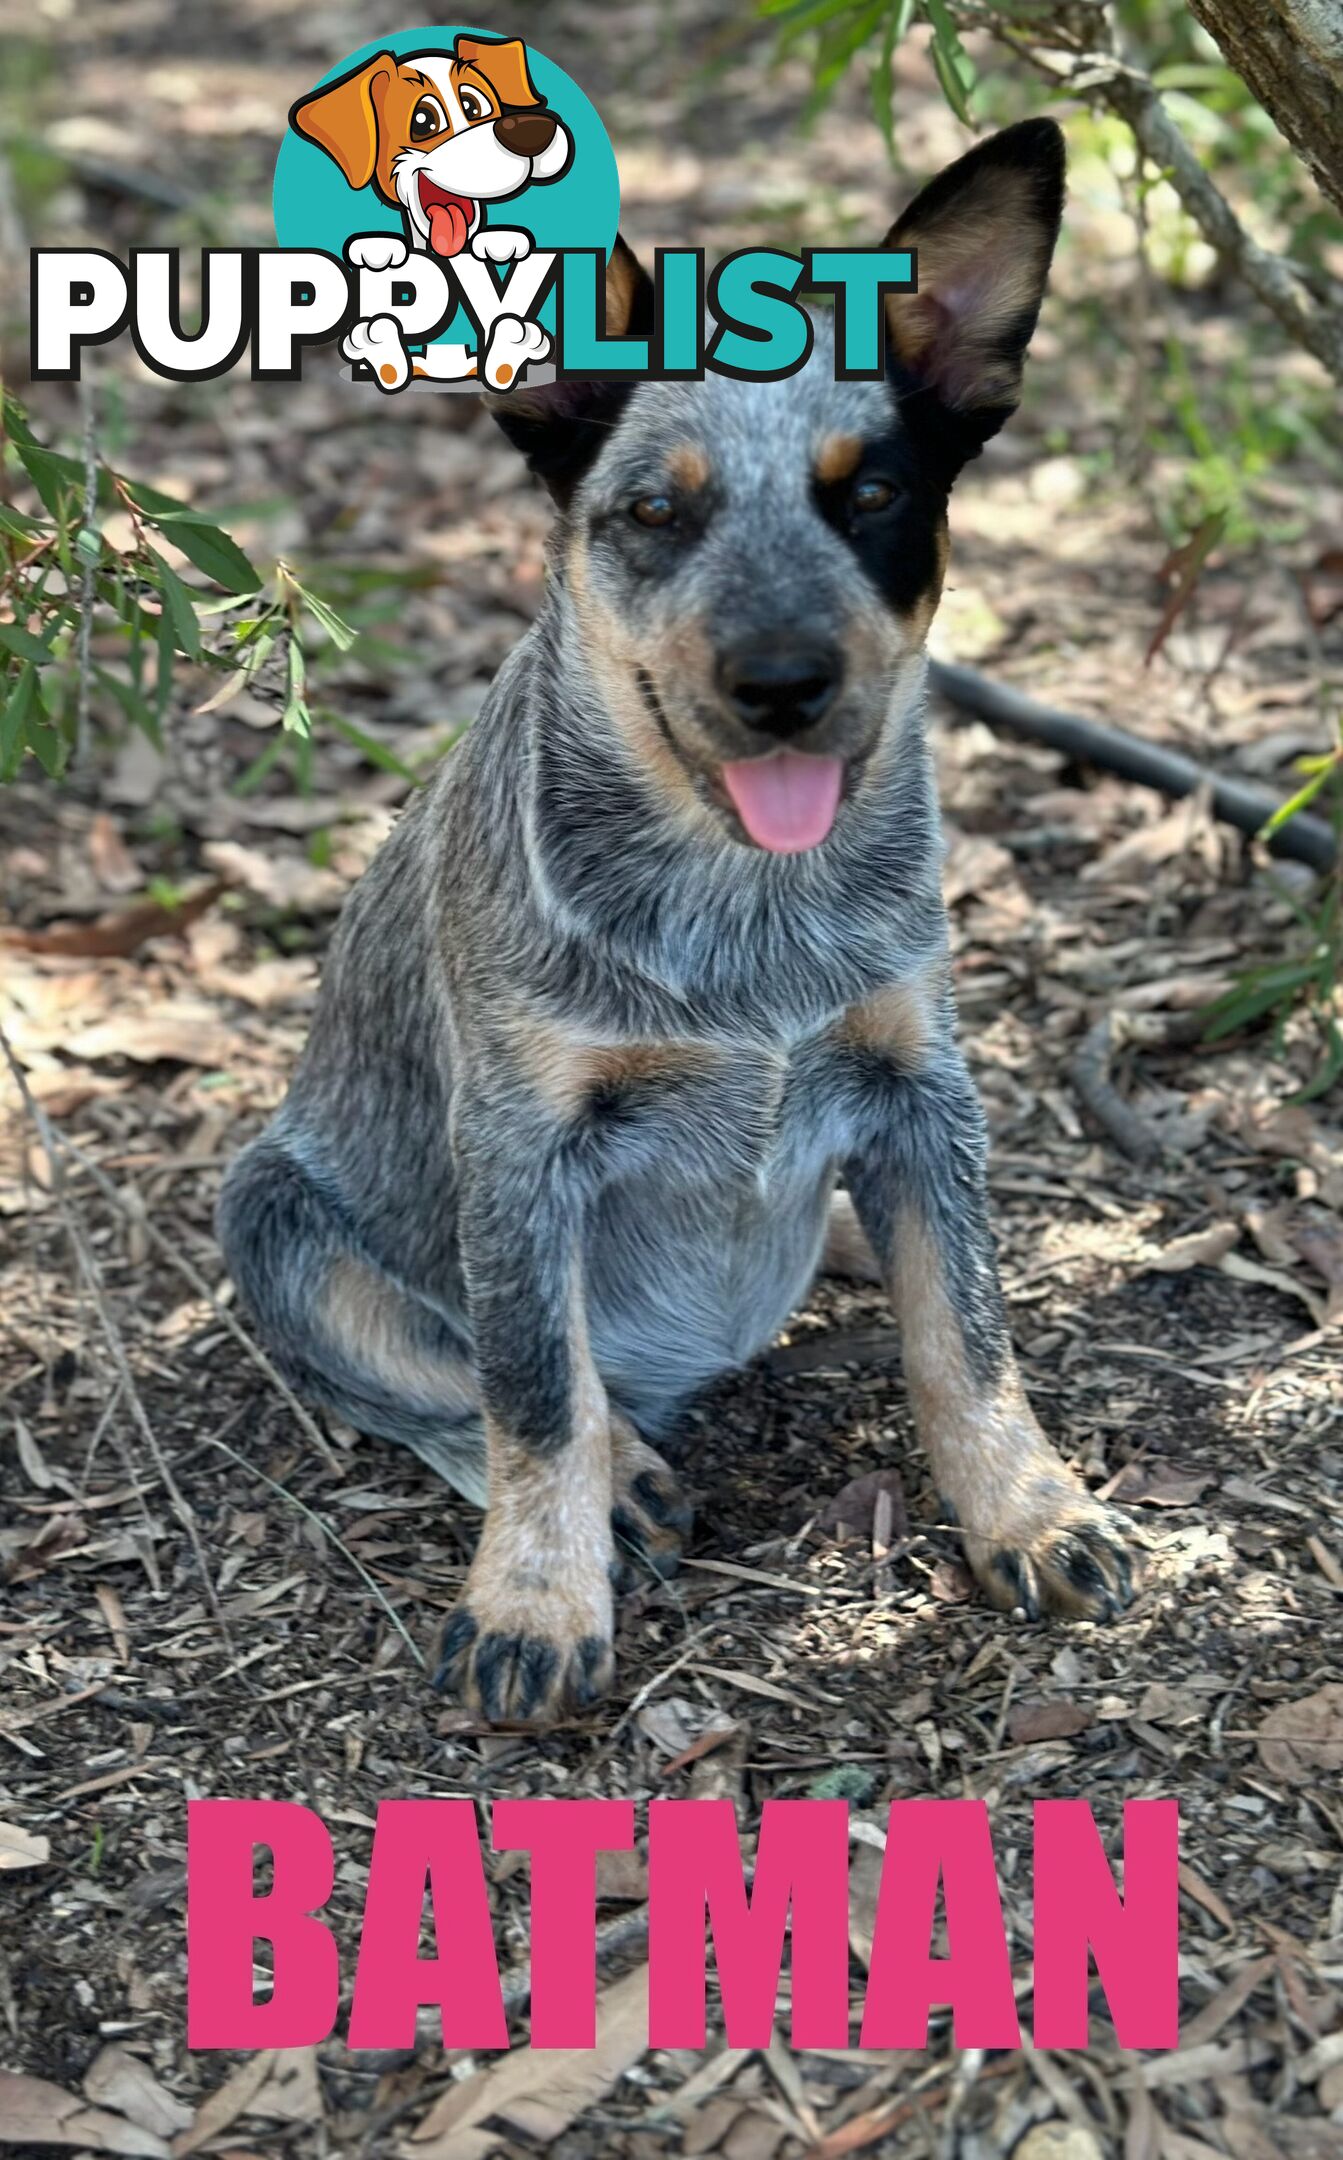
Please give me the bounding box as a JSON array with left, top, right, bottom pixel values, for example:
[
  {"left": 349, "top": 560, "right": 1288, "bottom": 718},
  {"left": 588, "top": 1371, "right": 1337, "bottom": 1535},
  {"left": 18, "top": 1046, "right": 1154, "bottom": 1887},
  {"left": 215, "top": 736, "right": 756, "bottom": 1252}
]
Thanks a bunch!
[{"left": 590, "top": 1021, "right": 852, "bottom": 1197}]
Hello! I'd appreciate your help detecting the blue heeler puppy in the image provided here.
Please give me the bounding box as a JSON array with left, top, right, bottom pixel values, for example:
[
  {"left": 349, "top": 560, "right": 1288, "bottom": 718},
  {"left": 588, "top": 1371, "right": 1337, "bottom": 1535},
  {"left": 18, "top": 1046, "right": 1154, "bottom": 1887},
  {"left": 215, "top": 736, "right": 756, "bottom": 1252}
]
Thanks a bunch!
[{"left": 219, "top": 120, "right": 1137, "bottom": 1725}]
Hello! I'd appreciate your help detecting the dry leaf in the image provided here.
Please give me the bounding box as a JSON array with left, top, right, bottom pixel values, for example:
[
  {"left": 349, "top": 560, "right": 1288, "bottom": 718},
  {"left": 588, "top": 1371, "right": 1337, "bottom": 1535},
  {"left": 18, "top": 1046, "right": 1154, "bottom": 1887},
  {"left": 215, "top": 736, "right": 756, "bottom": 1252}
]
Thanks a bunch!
[
  {"left": 0, "top": 2072, "right": 169, "bottom": 2155},
  {"left": 1141, "top": 1222, "right": 1239, "bottom": 1273},
  {"left": 1256, "top": 1685, "right": 1343, "bottom": 1784},
  {"left": 1218, "top": 1250, "right": 1325, "bottom": 1324},
  {"left": 2, "top": 882, "right": 222, "bottom": 960},
  {"left": 246, "top": 2049, "right": 322, "bottom": 2126},
  {"left": 88, "top": 814, "right": 141, "bottom": 894},
  {"left": 1007, "top": 1700, "right": 1094, "bottom": 1743},
  {"left": 929, "top": 1558, "right": 973, "bottom": 1603},
  {"left": 0, "top": 1821, "right": 50, "bottom": 1870},
  {"left": 406, "top": 1965, "right": 648, "bottom": 2155},
  {"left": 1104, "top": 1462, "right": 1210, "bottom": 1508},
  {"left": 203, "top": 840, "right": 346, "bottom": 914},
  {"left": 172, "top": 2054, "right": 276, "bottom": 2157},
  {"left": 943, "top": 830, "right": 1014, "bottom": 907},
  {"left": 1015, "top": 2126, "right": 1103, "bottom": 2160},
  {"left": 817, "top": 1470, "right": 909, "bottom": 1544},
  {"left": 84, "top": 2049, "right": 193, "bottom": 2139},
  {"left": 67, "top": 1003, "right": 244, "bottom": 1070}
]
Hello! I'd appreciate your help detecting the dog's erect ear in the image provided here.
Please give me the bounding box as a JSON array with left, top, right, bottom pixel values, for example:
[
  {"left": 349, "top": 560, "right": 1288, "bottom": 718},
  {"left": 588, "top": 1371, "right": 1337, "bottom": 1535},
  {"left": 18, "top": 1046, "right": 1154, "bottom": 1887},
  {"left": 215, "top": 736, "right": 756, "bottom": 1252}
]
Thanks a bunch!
[
  {"left": 290, "top": 53, "right": 397, "bottom": 193},
  {"left": 884, "top": 119, "right": 1064, "bottom": 457},
  {"left": 487, "top": 238, "right": 656, "bottom": 505},
  {"left": 455, "top": 35, "right": 541, "bottom": 110}
]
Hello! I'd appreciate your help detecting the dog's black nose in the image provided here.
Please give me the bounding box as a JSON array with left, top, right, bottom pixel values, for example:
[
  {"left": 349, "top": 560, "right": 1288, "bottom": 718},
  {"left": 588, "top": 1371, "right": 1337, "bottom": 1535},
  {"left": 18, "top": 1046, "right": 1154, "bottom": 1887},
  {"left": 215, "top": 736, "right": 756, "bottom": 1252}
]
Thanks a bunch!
[
  {"left": 716, "top": 639, "right": 844, "bottom": 739},
  {"left": 494, "top": 111, "right": 558, "bottom": 157}
]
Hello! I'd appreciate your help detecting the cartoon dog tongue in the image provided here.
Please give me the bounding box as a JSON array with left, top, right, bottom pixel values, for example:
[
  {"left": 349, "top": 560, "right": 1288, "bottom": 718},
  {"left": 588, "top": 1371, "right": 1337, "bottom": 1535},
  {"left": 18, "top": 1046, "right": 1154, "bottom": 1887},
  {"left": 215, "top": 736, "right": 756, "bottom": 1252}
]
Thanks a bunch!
[
  {"left": 721, "top": 752, "right": 844, "bottom": 853},
  {"left": 426, "top": 198, "right": 471, "bottom": 257}
]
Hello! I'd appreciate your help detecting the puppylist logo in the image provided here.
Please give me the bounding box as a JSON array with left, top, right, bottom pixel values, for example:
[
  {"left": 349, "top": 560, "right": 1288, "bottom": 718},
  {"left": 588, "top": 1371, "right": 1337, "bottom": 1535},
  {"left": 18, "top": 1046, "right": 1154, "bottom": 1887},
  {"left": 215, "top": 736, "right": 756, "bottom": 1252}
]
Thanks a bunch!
[{"left": 29, "top": 25, "right": 918, "bottom": 394}]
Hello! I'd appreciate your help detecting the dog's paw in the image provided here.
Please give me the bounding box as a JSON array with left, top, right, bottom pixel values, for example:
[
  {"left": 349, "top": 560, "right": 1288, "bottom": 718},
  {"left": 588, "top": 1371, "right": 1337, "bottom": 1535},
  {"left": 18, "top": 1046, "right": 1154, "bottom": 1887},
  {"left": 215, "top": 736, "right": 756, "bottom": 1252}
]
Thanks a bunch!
[
  {"left": 434, "top": 1575, "right": 614, "bottom": 1725},
  {"left": 471, "top": 227, "right": 533, "bottom": 264},
  {"left": 962, "top": 1482, "right": 1138, "bottom": 1624},
  {"left": 342, "top": 314, "right": 410, "bottom": 392},
  {"left": 481, "top": 314, "right": 551, "bottom": 390},
  {"left": 610, "top": 1425, "right": 693, "bottom": 1589},
  {"left": 346, "top": 233, "right": 410, "bottom": 274}
]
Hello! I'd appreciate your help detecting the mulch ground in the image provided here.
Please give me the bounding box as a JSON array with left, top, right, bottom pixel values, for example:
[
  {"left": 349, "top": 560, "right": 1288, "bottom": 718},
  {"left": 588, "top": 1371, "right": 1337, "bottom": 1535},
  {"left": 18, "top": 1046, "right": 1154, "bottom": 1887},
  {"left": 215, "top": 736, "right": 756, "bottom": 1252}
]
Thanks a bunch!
[{"left": 2, "top": 2, "right": 1342, "bottom": 2156}]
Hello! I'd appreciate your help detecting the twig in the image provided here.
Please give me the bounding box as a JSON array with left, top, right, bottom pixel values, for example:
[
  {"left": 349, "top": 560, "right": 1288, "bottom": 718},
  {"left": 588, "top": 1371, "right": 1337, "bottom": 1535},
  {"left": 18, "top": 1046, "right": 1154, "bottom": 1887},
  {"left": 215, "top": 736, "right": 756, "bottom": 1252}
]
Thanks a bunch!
[
  {"left": 929, "top": 659, "right": 1337, "bottom": 873},
  {"left": 1069, "top": 1015, "right": 1164, "bottom": 1164},
  {"left": 34, "top": 1126, "right": 341, "bottom": 1472},
  {"left": 194, "top": 1428, "right": 426, "bottom": 1671},
  {"left": 0, "top": 1019, "right": 234, "bottom": 1652},
  {"left": 74, "top": 374, "right": 99, "bottom": 771}
]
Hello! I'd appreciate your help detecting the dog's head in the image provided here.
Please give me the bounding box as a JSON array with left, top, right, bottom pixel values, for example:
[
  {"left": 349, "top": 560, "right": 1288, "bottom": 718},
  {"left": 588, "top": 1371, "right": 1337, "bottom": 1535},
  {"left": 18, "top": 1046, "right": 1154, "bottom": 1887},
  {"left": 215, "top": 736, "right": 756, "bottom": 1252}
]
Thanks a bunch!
[
  {"left": 291, "top": 36, "right": 572, "bottom": 258},
  {"left": 493, "top": 121, "right": 1064, "bottom": 856}
]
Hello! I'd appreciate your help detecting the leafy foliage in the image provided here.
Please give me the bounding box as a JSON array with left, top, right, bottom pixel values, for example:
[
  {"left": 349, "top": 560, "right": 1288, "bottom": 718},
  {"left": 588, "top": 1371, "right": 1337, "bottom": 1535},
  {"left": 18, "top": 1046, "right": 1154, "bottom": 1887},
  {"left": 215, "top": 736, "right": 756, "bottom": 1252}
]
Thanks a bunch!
[
  {"left": 0, "top": 390, "right": 417, "bottom": 790},
  {"left": 1205, "top": 735, "right": 1343, "bottom": 1100}
]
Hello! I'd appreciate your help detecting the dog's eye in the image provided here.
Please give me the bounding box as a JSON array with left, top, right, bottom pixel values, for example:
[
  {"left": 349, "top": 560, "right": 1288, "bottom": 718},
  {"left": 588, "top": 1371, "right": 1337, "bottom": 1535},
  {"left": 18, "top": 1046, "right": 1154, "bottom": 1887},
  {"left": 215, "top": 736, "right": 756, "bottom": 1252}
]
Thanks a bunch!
[
  {"left": 459, "top": 87, "right": 492, "bottom": 123},
  {"left": 630, "top": 495, "right": 676, "bottom": 529},
  {"left": 852, "top": 477, "right": 896, "bottom": 514},
  {"left": 410, "top": 97, "right": 448, "bottom": 141}
]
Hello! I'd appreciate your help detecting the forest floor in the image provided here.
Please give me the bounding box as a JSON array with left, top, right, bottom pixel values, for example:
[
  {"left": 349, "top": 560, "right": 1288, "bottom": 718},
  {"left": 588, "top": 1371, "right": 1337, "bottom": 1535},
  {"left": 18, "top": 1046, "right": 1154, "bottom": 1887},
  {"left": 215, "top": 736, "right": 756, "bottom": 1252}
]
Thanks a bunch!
[{"left": 2, "top": 2, "right": 1342, "bottom": 2157}]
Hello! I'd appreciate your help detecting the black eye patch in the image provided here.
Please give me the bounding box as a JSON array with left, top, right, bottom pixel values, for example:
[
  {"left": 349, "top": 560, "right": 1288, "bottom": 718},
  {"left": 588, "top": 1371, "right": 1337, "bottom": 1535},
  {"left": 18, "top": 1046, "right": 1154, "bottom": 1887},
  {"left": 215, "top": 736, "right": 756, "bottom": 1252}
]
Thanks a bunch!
[{"left": 812, "top": 427, "right": 946, "bottom": 618}]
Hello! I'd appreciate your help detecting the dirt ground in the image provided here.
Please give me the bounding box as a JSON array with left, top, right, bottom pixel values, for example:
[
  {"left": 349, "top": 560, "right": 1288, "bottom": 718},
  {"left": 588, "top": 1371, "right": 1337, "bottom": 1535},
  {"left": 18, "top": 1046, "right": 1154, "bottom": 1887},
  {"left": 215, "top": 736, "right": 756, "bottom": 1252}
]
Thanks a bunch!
[{"left": 2, "top": 2, "right": 1343, "bottom": 2156}]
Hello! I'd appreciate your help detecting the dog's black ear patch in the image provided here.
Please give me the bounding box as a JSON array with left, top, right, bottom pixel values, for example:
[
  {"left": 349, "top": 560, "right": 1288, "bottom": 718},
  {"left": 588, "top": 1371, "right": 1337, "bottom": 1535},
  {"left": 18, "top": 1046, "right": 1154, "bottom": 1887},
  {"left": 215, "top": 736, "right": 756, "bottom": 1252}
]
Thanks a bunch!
[
  {"left": 884, "top": 119, "right": 1064, "bottom": 469},
  {"left": 487, "top": 237, "right": 655, "bottom": 503}
]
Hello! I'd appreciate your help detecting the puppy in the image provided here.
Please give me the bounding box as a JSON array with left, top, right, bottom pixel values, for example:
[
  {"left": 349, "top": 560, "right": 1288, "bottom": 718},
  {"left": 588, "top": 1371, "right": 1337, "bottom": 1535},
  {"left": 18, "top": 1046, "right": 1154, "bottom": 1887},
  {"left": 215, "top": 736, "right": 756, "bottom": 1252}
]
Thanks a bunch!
[
  {"left": 292, "top": 34, "right": 569, "bottom": 388},
  {"left": 219, "top": 121, "right": 1137, "bottom": 1726}
]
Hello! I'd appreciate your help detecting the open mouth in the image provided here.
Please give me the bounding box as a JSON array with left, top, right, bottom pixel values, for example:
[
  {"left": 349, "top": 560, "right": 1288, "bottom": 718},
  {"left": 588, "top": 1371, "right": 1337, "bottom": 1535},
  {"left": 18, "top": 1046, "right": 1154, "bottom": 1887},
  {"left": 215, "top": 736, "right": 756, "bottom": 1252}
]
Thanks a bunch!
[
  {"left": 417, "top": 173, "right": 476, "bottom": 258},
  {"left": 720, "top": 751, "right": 845, "bottom": 854}
]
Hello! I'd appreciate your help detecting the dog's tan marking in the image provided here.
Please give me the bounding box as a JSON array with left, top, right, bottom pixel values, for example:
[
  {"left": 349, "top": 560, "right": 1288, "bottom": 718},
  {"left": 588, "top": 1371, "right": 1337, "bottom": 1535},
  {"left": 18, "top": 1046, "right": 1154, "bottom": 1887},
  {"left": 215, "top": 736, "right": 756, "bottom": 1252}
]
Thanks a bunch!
[
  {"left": 820, "top": 1190, "right": 882, "bottom": 1282},
  {"left": 448, "top": 1265, "right": 614, "bottom": 1721},
  {"left": 506, "top": 1008, "right": 719, "bottom": 1120},
  {"left": 840, "top": 960, "right": 945, "bottom": 1071},
  {"left": 566, "top": 531, "right": 713, "bottom": 825},
  {"left": 887, "top": 1213, "right": 1133, "bottom": 1616},
  {"left": 495, "top": 362, "right": 514, "bottom": 386},
  {"left": 815, "top": 431, "right": 862, "bottom": 486},
  {"left": 887, "top": 169, "right": 1050, "bottom": 409},
  {"left": 321, "top": 1256, "right": 477, "bottom": 1414},
  {"left": 667, "top": 442, "right": 711, "bottom": 493},
  {"left": 898, "top": 518, "right": 950, "bottom": 648},
  {"left": 605, "top": 238, "right": 647, "bottom": 338},
  {"left": 379, "top": 363, "right": 398, "bottom": 385}
]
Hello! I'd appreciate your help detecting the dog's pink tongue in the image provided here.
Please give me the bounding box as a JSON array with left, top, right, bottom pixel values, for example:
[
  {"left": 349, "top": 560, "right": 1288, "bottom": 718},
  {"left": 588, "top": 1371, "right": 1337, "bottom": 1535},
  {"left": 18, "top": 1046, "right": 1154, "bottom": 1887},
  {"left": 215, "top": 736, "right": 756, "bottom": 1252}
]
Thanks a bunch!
[
  {"left": 721, "top": 752, "right": 844, "bottom": 853},
  {"left": 426, "top": 199, "right": 469, "bottom": 256}
]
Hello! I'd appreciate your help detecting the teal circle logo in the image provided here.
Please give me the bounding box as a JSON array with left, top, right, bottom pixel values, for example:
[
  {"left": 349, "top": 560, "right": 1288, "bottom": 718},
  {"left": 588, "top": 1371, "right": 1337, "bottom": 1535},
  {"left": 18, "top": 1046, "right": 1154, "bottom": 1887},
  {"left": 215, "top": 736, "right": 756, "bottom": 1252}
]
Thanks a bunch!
[{"left": 273, "top": 27, "right": 619, "bottom": 379}]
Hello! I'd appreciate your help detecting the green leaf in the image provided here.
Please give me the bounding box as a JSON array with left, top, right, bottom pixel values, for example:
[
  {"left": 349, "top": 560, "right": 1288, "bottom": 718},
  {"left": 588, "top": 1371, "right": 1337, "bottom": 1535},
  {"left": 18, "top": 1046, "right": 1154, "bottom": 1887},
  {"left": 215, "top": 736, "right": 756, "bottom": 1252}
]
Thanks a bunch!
[
  {"left": 0, "top": 622, "right": 57, "bottom": 664},
  {"left": 0, "top": 663, "right": 39, "bottom": 780},
  {"left": 232, "top": 730, "right": 289, "bottom": 797},
  {"left": 1258, "top": 762, "right": 1334, "bottom": 838},
  {"left": 1294, "top": 1016, "right": 1343, "bottom": 1104},
  {"left": 155, "top": 606, "right": 177, "bottom": 723},
  {"left": 0, "top": 504, "right": 49, "bottom": 541},
  {"left": 297, "top": 585, "right": 358, "bottom": 654},
  {"left": 95, "top": 665, "right": 161, "bottom": 744},
  {"left": 74, "top": 524, "right": 102, "bottom": 566},
  {"left": 282, "top": 635, "right": 311, "bottom": 737},
  {"left": 147, "top": 546, "right": 202, "bottom": 660},
  {"left": 923, "top": 0, "right": 976, "bottom": 122},
  {"left": 1201, "top": 962, "right": 1318, "bottom": 1042},
  {"left": 12, "top": 438, "right": 83, "bottom": 518},
  {"left": 325, "top": 711, "right": 420, "bottom": 783},
  {"left": 122, "top": 480, "right": 262, "bottom": 594}
]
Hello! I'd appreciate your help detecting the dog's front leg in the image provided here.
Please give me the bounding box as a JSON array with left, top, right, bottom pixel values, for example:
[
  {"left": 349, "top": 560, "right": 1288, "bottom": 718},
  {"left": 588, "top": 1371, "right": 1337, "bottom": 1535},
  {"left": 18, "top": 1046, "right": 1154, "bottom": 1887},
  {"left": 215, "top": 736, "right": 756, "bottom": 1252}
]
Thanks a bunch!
[
  {"left": 435, "top": 1106, "right": 615, "bottom": 1724},
  {"left": 845, "top": 1049, "right": 1137, "bottom": 1622}
]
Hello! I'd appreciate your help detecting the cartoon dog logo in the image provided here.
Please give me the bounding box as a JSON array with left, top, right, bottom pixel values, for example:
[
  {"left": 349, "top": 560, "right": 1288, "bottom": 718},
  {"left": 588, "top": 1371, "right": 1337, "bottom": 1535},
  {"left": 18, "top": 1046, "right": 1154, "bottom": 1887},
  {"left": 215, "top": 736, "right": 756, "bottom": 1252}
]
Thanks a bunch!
[{"left": 290, "top": 34, "right": 571, "bottom": 391}]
